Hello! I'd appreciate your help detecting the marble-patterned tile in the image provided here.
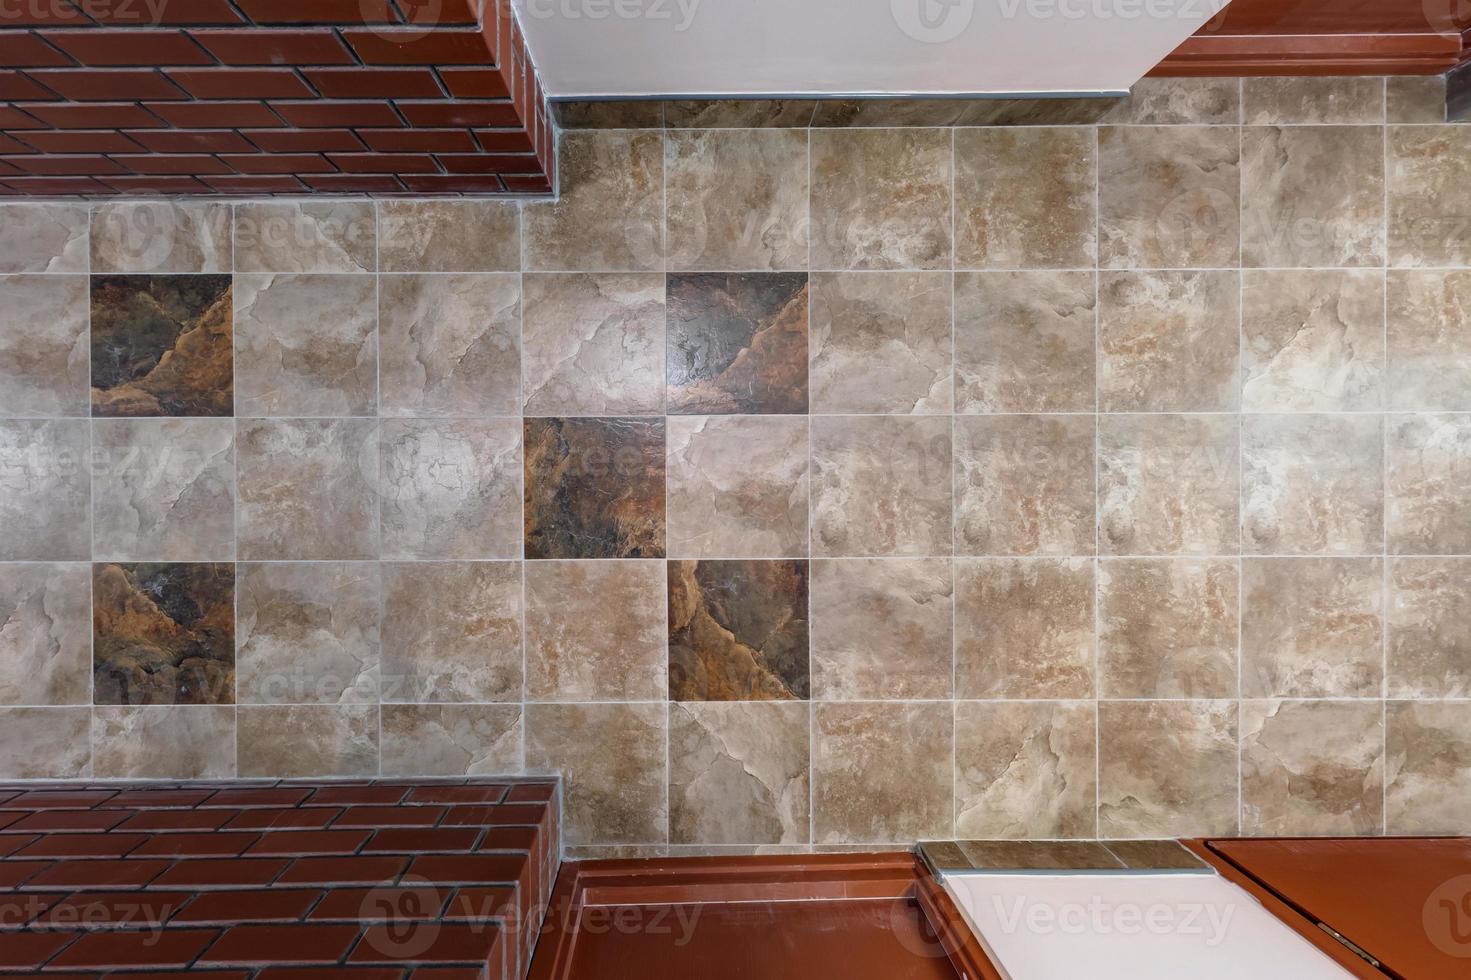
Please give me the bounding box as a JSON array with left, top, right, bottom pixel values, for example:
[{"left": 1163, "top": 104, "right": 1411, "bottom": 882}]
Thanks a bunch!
[
  {"left": 1388, "top": 270, "right": 1471, "bottom": 411},
  {"left": 955, "top": 415, "right": 1094, "bottom": 557},
  {"left": 525, "top": 702, "right": 668, "bottom": 846},
  {"left": 1098, "top": 270, "right": 1239, "bottom": 413},
  {"left": 380, "top": 704, "right": 522, "bottom": 777},
  {"left": 0, "top": 275, "right": 89, "bottom": 416},
  {"left": 235, "top": 562, "right": 380, "bottom": 705},
  {"left": 91, "top": 202, "right": 230, "bottom": 273},
  {"left": 90, "top": 275, "right": 233, "bottom": 418},
  {"left": 92, "top": 419, "right": 235, "bottom": 562},
  {"left": 668, "top": 559, "right": 809, "bottom": 701},
  {"left": 954, "top": 127, "right": 1095, "bottom": 269},
  {"left": 954, "top": 270, "right": 1095, "bottom": 414},
  {"left": 378, "top": 273, "right": 521, "bottom": 418},
  {"left": 236, "top": 419, "right": 379, "bottom": 561},
  {"left": 666, "top": 415, "right": 807, "bottom": 559},
  {"left": 522, "top": 273, "right": 664, "bottom": 416},
  {"left": 664, "top": 99, "right": 816, "bottom": 128},
  {"left": 810, "top": 100, "right": 967, "bottom": 127},
  {"left": 1241, "top": 269, "right": 1384, "bottom": 412},
  {"left": 233, "top": 201, "right": 375, "bottom": 273},
  {"left": 237, "top": 704, "right": 379, "bottom": 779},
  {"left": 1243, "top": 76, "right": 1384, "bottom": 124},
  {"left": 1387, "top": 414, "right": 1471, "bottom": 555},
  {"left": 0, "top": 419, "right": 89, "bottom": 561},
  {"left": 0, "top": 203, "right": 88, "bottom": 273},
  {"left": 669, "top": 701, "right": 809, "bottom": 845},
  {"left": 810, "top": 415, "right": 952, "bottom": 558},
  {"left": 1388, "top": 126, "right": 1471, "bottom": 267},
  {"left": 812, "top": 701, "right": 953, "bottom": 844},
  {"left": 554, "top": 100, "right": 663, "bottom": 129},
  {"left": 955, "top": 700, "right": 1096, "bottom": 839},
  {"left": 1386, "top": 701, "right": 1471, "bottom": 835},
  {"left": 1241, "top": 558, "right": 1383, "bottom": 698},
  {"left": 956, "top": 558, "right": 1093, "bottom": 700},
  {"left": 0, "top": 562, "right": 90, "bottom": 705},
  {"left": 380, "top": 419, "right": 520, "bottom": 560},
  {"left": 959, "top": 840, "right": 1123, "bottom": 871},
  {"left": 1098, "top": 700, "right": 1238, "bottom": 838},
  {"left": 1102, "top": 77, "right": 1240, "bottom": 125},
  {"left": 810, "top": 558, "right": 952, "bottom": 701},
  {"left": 1389, "top": 558, "right": 1471, "bottom": 698},
  {"left": 381, "top": 561, "right": 521, "bottom": 703},
  {"left": 525, "top": 559, "right": 666, "bottom": 702},
  {"left": 92, "top": 705, "right": 235, "bottom": 779},
  {"left": 1241, "top": 700, "right": 1384, "bottom": 836},
  {"left": 524, "top": 130, "right": 664, "bottom": 272},
  {"left": 1098, "top": 126, "right": 1240, "bottom": 268},
  {"left": 665, "top": 129, "right": 808, "bottom": 271},
  {"left": 955, "top": 97, "right": 1120, "bottom": 126},
  {"left": 809, "top": 271, "right": 951, "bottom": 414},
  {"left": 92, "top": 561, "right": 235, "bottom": 706},
  {"left": 1098, "top": 413, "right": 1239, "bottom": 556},
  {"left": 377, "top": 200, "right": 519, "bottom": 272},
  {"left": 1242, "top": 414, "right": 1383, "bottom": 555},
  {"left": 1241, "top": 126, "right": 1384, "bottom": 267},
  {"left": 233, "top": 274, "right": 377, "bottom": 417},
  {"left": 666, "top": 272, "right": 809, "bottom": 415},
  {"left": 0, "top": 707, "right": 90, "bottom": 778},
  {"left": 810, "top": 128, "right": 952, "bottom": 270},
  {"left": 523, "top": 417, "right": 666, "bottom": 560},
  {"left": 1098, "top": 558, "right": 1238, "bottom": 699},
  {"left": 1386, "top": 76, "right": 1445, "bottom": 124}
]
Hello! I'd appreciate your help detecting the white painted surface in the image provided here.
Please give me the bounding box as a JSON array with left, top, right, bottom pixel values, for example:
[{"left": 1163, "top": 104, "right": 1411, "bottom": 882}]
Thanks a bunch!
[
  {"left": 944, "top": 872, "right": 1354, "bottom": 979},
  {"left": 515, "top": 0, "right": 1231, "bottom": 98}
]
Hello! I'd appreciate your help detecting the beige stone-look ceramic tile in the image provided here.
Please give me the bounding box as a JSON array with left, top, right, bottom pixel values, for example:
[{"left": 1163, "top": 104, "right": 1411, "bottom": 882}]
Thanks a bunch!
[
  {"left": 955, "top": 415, "right": 1093, "bottom": 557},
  {"left": 1389, "top": 558, "right": 1471, "bottom": 698},
  {"left": 669, "top": 701, "right": 809, "bottom": 845},
  {"left": 1388, "top": 270, "right": 1471, "bottom": 411},
  {"left": 0, "top": 203, "right": 87, "bottom": 273},
  {"left": 0, "top": 275, "right": 89, "bottom": 416},
  {"left": 1104, "top": 840, "right": 1209, "bottom": 871},
  {"left": 1387, "top": 414, "right": 1471, "bottom": 555},
  {"left": 1388, "top": 126, "right": 1471, "bottom": 267},
  {"left": 1241, "top": 269, "right": 1384, "bottom": 412},
  {"left": 1099, "top": 558, "right": 1238, "bottom": 699},
  {"left": 380, "top": 419, "right": 520, "bottom": 560},
  {"left": 810, "top": 558, "right": 952, "bottom": 701},
  {"left": 525, "top": 130, "right": 664, "bottom": 272},
  {"left": 522, "top": 273, "right": 664, "bottom": 416},
  {"left": 1097, "top": 414, "right": 1239, "bottom": 557},
  {"left": 665, "top": 129, "right": 808, "bottom": 271},
  {"left": 1241, "top": 700, "right": 1384, "bottom": 836},
  {"left": 812, "top": 701, "right": 952, "bottom": 844},
  {"left": 955, "top": 700, "right": 1096, "bottom": 839},
  {"left": 378, "top": 273, "right": 520, "bottom": 418},
  {"left": 1386, "top": 701, "right": 1471, "bottom": 835},
  {"left": 233, "top": 202, "right": 375, "bottom": 273},
  {"left": 954, "top": 270, "right": 1095, "bottom": 414},
  {"left": 1243, "top": 76, "right": 1385, "bottom": 124},
  {"left": 236, "top": 418, "right": 379, "bottom": 561},
  {"left": 1386, "top": 76, "right": 1446, "bottom": 124},
  {"left": 91, "top": 202, "right": 230, "bottom": 273},
  {"left": 0, "top": 419, "right": 89, "bottom": 561},
  {"left": 92, "top": 705, "right": 235, "bottom": 779},
  {"left": 809, "top": 271, "right": 951, "bottom": 414},
  {"left": 1242, "top": 414, "right": 1383, "bottom": 556},
  {"left": 810, "top": 415, "right": 952, "bottom": 557},
  {"left": 1099, "top": 700, "right": 1238, "bottom": 838},
  {"left": 1098, "top": 270, "right": 1239, "bottom": 413},
  {"left": 1102, "top": 77, "right": 1240, "bottom": 125},
  {"left": 92, "top": 419, "right": 235, "bottom": 562},
  {"left": 666, "top": 415, "right": 807, "bottom": 559},
  {"left": 1241, "top": 126, "right": 1384, "bottom": 268},
  {"left": 525, "top": 702, "right": 668, "bottom": 845},
  {"left": 956, "top": 558, "right": 1093, "bottom": 700},
  {"left": 380, "top": 704, "right": 522, "bottom": 777},
  {"left": 1241, "top": 558, "right": 1383, "bottom": 698},
  {"left": 810, "top": 128, "right": 951, "bottom": 271},
  {"left": 235, "top": 562, "right": 380, "bottom": 705},
  {"left": 233, "top": 274, "right": 377, "bottom": 417},
  {"left": 377, "top": 200, "right": 519, "bottom": 272},
  {"left": 663, "top": 100, "right": 816, "bottom": 128},
  {"left": 237, "top": 704, "right": 378, "bottom": 778},
  {"left": 1098, "top": 126, "right": 1240, "bottom": 268},
  {"left": 954, "top": 127, "right": 1095, "bottom": 269},
  {"left": 0, "top": 707, "right": 90, "bottom": 778},
  {"left": 0, "top": 562, "right": 90, "bottom": 705},
  {"left": 381, "top": 561, "right": 521, "bottom": 703},
  {"left": 524, "top": 559, "right": 666, "bottom": 702}
]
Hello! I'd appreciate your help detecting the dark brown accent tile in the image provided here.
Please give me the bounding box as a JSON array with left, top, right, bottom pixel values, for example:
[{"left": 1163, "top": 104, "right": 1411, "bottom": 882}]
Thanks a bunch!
[
  {"left": 957, "top": 840, "right": 1123, "bottom": 871},
  {"left": 1103, "top": 839, "right": 1209, "bottom": 871},
  {"left": 664, "top": 100, "right": 817, "bottom": 128}
]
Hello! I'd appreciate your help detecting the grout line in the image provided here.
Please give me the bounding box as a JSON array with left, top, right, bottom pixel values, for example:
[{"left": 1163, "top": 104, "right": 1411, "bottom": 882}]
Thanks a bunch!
[{"left": 1092, "top": 122, "right": 1102, "bottom": 840}]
